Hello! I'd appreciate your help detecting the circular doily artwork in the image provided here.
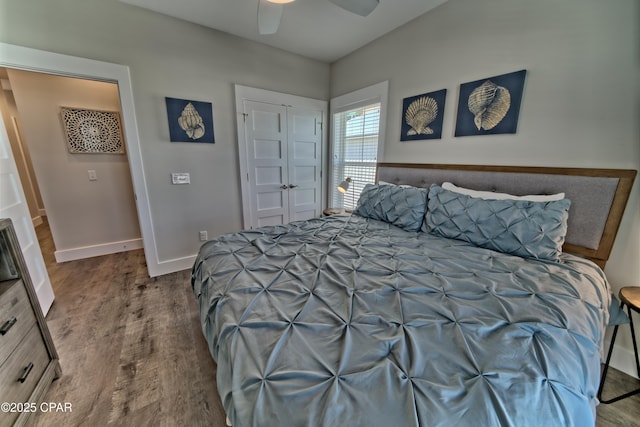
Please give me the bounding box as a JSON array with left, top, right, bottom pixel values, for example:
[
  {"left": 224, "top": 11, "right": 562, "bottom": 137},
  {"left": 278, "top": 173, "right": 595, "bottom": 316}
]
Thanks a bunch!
[{"left": 61, "top": 107, "right": 125, "bottom": 154}]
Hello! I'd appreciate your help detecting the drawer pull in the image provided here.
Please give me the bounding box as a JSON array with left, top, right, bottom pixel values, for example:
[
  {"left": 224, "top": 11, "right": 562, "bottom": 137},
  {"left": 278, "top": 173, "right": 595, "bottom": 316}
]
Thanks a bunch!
[
  {"left": 0, "top": 317, "right": 17, "bottom": 335},
  {"left": 18, "top": 363, "right": 34, "bottom": 383}
]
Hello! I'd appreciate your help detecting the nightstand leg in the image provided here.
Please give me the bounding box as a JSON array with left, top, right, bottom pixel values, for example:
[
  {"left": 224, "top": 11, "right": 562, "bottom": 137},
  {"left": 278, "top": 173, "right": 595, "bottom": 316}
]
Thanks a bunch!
[
  {"left": 629, "top": 306, "right": 640, "bottom": 378},
  {"left": 598, "top": 305, "right": 640, "bottom": 404}
]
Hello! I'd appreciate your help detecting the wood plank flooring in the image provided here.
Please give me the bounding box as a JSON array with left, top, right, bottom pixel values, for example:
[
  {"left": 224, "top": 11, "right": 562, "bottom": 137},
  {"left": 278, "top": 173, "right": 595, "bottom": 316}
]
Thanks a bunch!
[
  {"left": 29, "top": 220, "right": 640, "bottom": 426},
  {"left": 30, "top": 221, "right": 226, "bottom": 427}
]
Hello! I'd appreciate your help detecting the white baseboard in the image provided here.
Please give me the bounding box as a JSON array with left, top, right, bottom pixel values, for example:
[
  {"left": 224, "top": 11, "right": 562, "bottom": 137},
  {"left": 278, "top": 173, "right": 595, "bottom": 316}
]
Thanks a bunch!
[
  {"left": 603, "top": 338, "right": 639, "bottom": 380},
  {"left": 54, "top": 238, "right": 144, "bottom": 263}
]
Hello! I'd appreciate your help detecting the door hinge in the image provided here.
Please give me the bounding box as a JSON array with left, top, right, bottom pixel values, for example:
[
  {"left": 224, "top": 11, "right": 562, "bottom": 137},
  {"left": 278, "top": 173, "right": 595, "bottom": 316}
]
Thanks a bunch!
[
  {"left": 240, "top": 112, "right": 248, "bottom": 122},
  {"left": 246, "top": 173, "right": 250, "bottom": 182}
]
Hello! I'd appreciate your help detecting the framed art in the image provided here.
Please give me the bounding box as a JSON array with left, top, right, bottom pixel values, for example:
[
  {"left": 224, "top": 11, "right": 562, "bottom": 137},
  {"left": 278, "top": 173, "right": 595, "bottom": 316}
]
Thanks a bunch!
[
  {"left": 454, "top": 69, "right": 527, "bottom": 137},
  {"left": 60, "top": 107, "right": 125, "bottom": 154},
  {"left": 165, "top": 97, "right": 215, "bottom": 143},
  {"left": 401, "top": 89, "right": 447, "bottom": 141}
]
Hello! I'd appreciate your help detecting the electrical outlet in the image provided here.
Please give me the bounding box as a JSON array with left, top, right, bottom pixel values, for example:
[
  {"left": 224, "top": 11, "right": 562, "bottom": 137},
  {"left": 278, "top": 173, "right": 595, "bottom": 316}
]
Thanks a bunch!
[
  {"left": 199, "top": 231, "right": 208, "bottom": 241},
  {"left": 88, "top": 170, "right": 97, "bottom": 181}
]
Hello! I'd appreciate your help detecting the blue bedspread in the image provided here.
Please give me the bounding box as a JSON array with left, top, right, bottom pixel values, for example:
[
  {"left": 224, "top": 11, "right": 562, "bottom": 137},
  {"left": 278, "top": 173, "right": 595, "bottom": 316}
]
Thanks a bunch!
[{"left": 192, "top": 215, "right": 611, "bottom": 427}]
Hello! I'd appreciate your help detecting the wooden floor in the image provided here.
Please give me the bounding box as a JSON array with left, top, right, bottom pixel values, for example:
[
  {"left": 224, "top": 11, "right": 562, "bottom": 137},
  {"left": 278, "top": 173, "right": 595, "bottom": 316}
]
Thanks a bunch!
[
  {"left": 29, "top": 220, "right": 640, "bottom": 426},
  {"left": 30, "top": 221, "right": 227, "bottom": 427}
]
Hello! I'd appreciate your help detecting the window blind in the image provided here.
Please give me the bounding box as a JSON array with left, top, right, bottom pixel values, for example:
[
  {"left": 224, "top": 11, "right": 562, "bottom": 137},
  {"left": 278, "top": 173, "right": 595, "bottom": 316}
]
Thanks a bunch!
[{"left": 330, "top": 102, "right": 381, "bottom": 211}]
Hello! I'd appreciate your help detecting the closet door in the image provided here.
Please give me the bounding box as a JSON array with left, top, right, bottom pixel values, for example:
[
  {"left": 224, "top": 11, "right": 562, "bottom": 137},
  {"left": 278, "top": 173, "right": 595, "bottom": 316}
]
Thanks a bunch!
[
  {"left": 243, "top": 100, "right": 289, "bottom": 228},
  {"left": 287, "top": 106, "right": 322, "bottom": 222},
  {"left": 237, "top": 85, "right": 326, "bottom": 230}
]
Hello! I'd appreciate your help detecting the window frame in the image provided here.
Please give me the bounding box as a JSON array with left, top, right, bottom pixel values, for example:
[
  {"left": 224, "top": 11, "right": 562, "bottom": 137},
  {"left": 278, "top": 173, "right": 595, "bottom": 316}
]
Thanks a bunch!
[{"left": 328, "top": 81, "right": 389, "bottom": 210}]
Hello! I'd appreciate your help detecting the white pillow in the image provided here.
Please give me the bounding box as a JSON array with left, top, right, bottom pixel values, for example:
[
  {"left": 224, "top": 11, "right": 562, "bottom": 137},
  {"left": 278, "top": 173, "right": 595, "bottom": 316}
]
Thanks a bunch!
[
  {"left": 377, "top": 180, "right": 416, "bottom": 189},
  {"left": 441, "top": 182, "right": 565, "bottom": 202}
]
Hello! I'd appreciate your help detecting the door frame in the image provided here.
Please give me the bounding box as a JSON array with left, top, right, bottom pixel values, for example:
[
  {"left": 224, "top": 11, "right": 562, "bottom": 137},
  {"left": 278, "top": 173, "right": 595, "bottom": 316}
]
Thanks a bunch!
[
  {"left": 0, "top": 43, "right": 161, "bottom": 277},
  {"left": 235, "top": 85, "right": 327, "bottom": 229}
]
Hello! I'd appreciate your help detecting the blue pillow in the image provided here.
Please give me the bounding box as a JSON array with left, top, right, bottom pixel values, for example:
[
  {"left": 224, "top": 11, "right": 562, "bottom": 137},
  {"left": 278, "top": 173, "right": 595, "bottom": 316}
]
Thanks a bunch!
[
  {"left": 426, "top": 184, "right": 571, "bottom": 261},
  {"left": 353, "top": 184, "right": 428, "bottom": 232}
]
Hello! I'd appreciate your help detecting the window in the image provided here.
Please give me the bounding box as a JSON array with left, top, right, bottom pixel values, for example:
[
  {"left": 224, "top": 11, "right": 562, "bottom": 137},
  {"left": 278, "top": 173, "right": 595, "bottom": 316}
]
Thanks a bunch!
[{"left": 329, "top": 82, "right": 388, "bottom": 211}]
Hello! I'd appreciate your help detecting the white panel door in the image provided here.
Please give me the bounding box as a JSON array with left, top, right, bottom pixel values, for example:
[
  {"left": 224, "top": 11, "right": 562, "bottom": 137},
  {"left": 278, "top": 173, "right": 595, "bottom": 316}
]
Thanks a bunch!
[
  {"left": 242, "top": 102, "right": 323, "bottom": 229},
  {"left": 0, "top": 114, "right": 54, "bottom": 314},
  {"left": 244, "top": 100, "right": 289, "bottom": 228},
  {"left": 287, "top": 107, "right": 322, "bottom": 222}
]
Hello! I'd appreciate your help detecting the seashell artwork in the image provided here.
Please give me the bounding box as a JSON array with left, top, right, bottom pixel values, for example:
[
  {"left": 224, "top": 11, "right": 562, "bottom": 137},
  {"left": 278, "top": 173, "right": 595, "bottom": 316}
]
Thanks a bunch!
[
  {"left": 405, "top": 96, "right": 438, "bottom": 136},
  {"left": 165, "top": 97, "right": 215, "bottom": 143},
  {"left": 455, "top": 69, "right": 526, "bottom": 137},
  {"left": 467, "top": 80, "right": 511, "bottom": 131},
  {"left": 178, "top": 102, "right": 205, "bottom": 139},
  {"left": 401, "top": 89, "right": 447, "bottom": 141}
]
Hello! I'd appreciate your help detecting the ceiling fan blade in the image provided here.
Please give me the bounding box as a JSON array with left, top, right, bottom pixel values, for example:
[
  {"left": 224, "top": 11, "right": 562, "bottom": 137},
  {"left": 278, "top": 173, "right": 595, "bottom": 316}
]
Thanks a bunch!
[
  {"left": 258, "top": 0, "right": 284, "bottom": 35},
  {"left": 328, "top": 0, "right": 379, "bottom": 17}
]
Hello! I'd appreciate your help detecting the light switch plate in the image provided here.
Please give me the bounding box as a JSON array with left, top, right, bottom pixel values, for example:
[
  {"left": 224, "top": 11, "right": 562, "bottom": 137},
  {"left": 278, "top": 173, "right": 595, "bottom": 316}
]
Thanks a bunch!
[{"left": 171, "top": 173, "right": 190, "bottom": 185}]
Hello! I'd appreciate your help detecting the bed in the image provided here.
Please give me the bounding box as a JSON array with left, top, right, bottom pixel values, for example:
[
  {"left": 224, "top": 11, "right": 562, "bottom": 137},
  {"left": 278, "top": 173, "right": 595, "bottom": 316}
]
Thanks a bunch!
[{"left": 192, "top": 163, "right": 636, "bottom": 427}]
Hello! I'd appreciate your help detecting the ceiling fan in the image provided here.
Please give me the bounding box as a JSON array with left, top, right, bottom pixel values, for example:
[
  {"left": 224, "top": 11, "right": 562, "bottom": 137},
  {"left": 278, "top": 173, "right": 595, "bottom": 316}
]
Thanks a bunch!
[{"left": 258, "top": 0, "right": 379, "bottom": 35}]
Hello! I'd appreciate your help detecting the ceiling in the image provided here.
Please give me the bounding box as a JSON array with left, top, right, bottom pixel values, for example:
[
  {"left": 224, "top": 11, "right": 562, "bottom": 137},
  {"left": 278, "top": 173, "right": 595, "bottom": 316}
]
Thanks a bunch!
[{"left": 118, "top": 0, "right": 448, "bottom": 63}]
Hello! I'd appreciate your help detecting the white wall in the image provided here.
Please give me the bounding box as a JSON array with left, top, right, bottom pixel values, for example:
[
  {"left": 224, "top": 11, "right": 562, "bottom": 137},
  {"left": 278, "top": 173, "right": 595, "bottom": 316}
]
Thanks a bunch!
[
  {"left": 331, "top": 0, "right": 640, "bottom": 372},
  {"left": 6, "top": 70, "right": 141, "bottom": 259},
  {"left": 0, "top": 0, "right": 330, "bottom": 267}
]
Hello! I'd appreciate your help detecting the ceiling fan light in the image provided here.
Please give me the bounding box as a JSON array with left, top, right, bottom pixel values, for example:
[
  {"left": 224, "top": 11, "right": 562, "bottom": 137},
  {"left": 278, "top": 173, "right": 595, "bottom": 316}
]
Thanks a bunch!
[{"left": 266, "top": 0, "right": 295, "bottom": 3}]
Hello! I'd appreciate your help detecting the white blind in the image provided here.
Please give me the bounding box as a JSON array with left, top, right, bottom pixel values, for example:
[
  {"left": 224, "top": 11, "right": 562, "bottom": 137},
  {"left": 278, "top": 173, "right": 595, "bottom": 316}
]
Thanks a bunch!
[{"left": 331, "top": 102, "right": 381, "bottom": 210}]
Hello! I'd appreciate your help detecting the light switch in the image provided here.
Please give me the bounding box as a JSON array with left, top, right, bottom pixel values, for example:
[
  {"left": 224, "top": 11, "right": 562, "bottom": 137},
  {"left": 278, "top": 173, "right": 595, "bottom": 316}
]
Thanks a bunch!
[
  {"left": 171, "top": 173, "right": 190, "bottom": 185},
  {"left": 88, "top": 170, "right": 97, "bottom": 181}
]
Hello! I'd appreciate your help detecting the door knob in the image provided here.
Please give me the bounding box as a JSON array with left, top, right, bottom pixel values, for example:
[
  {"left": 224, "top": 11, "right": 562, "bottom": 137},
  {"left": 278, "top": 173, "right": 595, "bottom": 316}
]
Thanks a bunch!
[
  {"left": 280, "top": 185, "right": 289, "bottom": 190},
  {"left": 288, "top": 184, "right": 298, "bottom": 189}
]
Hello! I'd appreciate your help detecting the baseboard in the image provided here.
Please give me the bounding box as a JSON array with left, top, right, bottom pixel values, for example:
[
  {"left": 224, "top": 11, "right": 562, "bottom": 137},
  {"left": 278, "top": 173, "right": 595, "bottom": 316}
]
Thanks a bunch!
[
  {"left": 603, "top": 338, "right": 639, "bottom": 380},
  {"left": 54, "top": 238, "right": 144, "bottom": 263}
]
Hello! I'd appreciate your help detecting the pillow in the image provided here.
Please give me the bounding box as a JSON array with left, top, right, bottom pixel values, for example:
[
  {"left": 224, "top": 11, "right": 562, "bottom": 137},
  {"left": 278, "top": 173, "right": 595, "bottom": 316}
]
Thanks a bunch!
[
  {"left": 442, "top": 182, "right": 565, "bottom": 202},
  {"left": 378, "top": 180, "right": 416, "bottom": 188},
  {"left": 353, "top": 184, "right": 428, "bottom": 232},
  {"left": 426, "top": 184, "right": 570, "bottom": 261}
]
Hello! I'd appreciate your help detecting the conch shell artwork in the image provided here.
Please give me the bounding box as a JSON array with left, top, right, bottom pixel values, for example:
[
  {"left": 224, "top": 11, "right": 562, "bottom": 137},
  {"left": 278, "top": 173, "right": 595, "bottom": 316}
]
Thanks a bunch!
[
  {"left": 177, "top": 102, "right": 205, "bottom": 140},
  {"left": 467, "top": 80, "right": 511, "bottom": 131},
  {"left": 405, "top": 96, "right": 438, "bottom": 135}
]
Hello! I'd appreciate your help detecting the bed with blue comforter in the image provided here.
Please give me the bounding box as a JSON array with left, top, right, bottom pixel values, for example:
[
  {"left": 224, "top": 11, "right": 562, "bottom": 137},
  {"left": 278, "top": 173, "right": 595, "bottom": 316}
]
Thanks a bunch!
[{"left": 192, "top": 181, "right": 616, "bottom": 427}]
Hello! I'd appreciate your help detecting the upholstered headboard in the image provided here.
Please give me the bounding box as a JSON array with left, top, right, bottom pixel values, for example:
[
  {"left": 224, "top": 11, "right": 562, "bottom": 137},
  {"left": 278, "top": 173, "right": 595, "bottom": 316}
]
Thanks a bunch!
[{"left": 377, "top": 163, "right": 636, "bottom": 268}]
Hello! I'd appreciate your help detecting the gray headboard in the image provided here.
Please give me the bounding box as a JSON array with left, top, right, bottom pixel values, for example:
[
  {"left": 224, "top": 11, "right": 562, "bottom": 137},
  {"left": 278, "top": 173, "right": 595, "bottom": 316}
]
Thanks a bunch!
[{"left": 377, "top": 163, "right": 636, "bottom": 268}]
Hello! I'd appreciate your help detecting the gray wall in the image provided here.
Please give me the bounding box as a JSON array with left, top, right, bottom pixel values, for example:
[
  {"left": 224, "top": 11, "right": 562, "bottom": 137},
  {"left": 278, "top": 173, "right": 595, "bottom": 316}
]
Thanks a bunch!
[
  {"left": 332, "top": 0, "right": 639, "bottom": 281},
  {"left": 331, "top": 0, "right": 640, "bottom": 362},
  {"left": 0, "top": 0, "right": 330, "bottom": 263}
]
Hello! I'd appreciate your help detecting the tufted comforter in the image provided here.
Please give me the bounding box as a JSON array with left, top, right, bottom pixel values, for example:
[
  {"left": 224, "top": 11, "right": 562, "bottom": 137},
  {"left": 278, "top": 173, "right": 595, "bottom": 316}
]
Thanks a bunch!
[{"left": 191, "top": 215, "right": 611, "bottom": 427}]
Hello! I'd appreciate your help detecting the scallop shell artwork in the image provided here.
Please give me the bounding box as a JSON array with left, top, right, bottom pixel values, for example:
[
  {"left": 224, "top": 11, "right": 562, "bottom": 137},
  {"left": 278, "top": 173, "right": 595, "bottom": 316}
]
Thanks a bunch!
[
  {"left": 405, "top": 96, "right": 438, "bottom": 136},
  {"left": 467, "top": 80, "right": 511, "bottom": 131},
  {"left": 178, "top": 102, "right": 205, "bottom": 140}
]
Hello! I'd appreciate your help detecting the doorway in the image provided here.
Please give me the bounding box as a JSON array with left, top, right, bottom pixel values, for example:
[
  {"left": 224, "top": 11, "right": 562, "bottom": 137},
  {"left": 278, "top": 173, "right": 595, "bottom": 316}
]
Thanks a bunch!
[
  {"left": 0, "top": 68, "right": 142, "bottom": 264},
  {"left": 0, "top": 42, "right": 160, "bottom": 275}
]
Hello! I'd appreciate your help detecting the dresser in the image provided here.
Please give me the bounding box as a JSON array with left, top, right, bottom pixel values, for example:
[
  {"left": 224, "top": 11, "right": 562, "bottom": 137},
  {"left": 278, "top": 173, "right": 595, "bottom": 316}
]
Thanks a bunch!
[{"left": 0, "top": 218, "right": 61, "bottom": 426}]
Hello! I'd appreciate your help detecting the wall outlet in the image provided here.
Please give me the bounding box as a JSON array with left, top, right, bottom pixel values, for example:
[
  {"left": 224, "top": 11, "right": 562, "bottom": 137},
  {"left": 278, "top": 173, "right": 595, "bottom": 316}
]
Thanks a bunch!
[
  {"left": 199, "top": 230, "right": 208, "bottom": 241},
  {"left": 88, "top": 170, "right": 97, "bottom": 181}
]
